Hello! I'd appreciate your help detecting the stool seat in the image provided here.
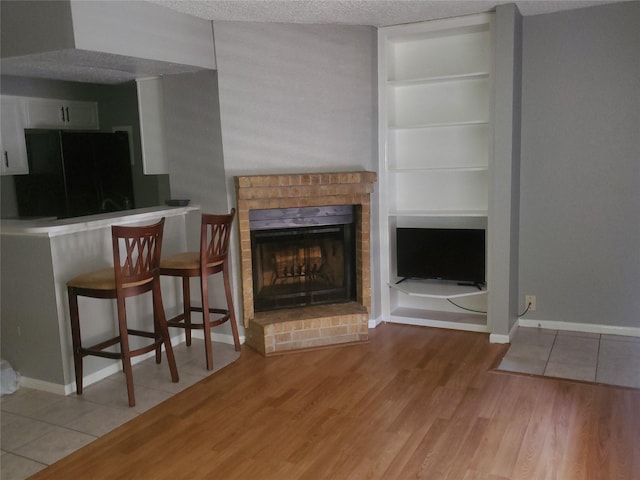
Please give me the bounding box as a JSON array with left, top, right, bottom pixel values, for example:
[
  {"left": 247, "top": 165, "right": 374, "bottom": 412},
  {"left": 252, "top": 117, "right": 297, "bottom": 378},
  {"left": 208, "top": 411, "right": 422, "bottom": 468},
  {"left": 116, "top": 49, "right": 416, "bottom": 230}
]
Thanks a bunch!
[
  {"left": 68, "top": 268, "right": 154, "bottom": 291},
  {"left": 67, "top": 268, "right": 116, "bottom": 291},
  {"left": 160, "top": 209, "right": 241, "bottom": 370},
  {"left": 160, "top": 252, "right": 224, "bottom": 272}
]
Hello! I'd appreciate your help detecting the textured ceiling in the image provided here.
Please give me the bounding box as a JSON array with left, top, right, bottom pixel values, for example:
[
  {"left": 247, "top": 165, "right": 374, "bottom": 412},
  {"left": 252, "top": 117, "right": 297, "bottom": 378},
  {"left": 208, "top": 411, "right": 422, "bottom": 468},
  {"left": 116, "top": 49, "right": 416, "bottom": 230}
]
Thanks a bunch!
[
  {"left": 1, "top": 0, "right": 624, "bottom": 85},
  {"left": 148, "top": 0, "right": 622, "bottom": 27}
]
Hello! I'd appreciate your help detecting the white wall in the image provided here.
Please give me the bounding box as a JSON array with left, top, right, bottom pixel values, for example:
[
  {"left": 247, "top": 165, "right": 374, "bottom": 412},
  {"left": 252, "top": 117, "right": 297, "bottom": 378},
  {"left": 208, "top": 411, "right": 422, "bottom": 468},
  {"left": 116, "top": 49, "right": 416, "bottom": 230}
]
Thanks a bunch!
[
  {"left": 212, "top": 21, "right": 380, "bottom": 320},
  {"left": 519, "top": 2, "right": 640, "bottom": 329}
]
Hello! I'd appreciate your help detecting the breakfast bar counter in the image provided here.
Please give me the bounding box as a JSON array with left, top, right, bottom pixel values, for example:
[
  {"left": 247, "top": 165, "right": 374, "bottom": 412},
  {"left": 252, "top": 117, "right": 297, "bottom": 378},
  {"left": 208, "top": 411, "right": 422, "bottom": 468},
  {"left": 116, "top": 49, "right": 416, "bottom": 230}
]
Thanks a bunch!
[{"left": 0, "top": 205, "right": 200, "bottom": 394}]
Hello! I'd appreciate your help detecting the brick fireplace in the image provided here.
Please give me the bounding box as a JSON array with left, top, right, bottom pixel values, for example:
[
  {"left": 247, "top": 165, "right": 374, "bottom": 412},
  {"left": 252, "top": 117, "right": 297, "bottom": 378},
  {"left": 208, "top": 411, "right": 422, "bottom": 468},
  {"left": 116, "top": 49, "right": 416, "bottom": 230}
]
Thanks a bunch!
[{"left": 235, "top": 171, "right": 376, "bottom": 356}]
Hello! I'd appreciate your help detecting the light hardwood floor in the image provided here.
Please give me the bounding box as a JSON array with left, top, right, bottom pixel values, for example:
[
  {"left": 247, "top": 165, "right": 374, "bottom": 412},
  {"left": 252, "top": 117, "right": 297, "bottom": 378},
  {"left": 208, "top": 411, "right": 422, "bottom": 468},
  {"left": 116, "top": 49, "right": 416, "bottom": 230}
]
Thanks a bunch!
[{"left": 28, "top": 324, "right": 640, "bottom": 479}]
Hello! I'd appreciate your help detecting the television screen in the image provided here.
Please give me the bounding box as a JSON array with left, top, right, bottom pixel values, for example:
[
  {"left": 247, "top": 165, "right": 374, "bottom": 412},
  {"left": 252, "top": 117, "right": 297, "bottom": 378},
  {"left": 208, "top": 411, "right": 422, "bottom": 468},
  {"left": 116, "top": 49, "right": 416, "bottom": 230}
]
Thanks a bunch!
[{"left": 396, "top": 228, "right": 485, "bottom": 284}]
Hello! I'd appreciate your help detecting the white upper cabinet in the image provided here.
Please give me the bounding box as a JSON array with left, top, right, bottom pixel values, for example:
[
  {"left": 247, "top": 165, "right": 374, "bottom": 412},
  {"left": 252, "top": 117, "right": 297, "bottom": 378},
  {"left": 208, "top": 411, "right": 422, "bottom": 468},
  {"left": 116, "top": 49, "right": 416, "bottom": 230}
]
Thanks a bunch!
[
  {"left": 0, "top": 96, "right": 29, "bottom": 175},
  {"left": 24, "top": 97, "right": 99, "bottom": 130}
]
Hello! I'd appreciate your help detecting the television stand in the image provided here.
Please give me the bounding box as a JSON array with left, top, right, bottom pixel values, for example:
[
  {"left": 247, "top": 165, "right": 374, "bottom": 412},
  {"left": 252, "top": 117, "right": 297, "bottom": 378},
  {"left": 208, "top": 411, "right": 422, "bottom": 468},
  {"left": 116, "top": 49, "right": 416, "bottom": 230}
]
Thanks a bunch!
[
  {"left": 388, "top": 279, "right": 488, "bottom": 333},
  {"left": 390, "top": 278, "right": 487, "bottom": 299}
]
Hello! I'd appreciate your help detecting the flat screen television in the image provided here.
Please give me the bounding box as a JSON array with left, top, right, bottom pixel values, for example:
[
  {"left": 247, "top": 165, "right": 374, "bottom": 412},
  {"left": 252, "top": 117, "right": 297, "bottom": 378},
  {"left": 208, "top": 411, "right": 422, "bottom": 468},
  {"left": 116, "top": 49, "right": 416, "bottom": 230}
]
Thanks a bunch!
[{"left": 396, "top": 228, "right": 486, "bottom": 285}]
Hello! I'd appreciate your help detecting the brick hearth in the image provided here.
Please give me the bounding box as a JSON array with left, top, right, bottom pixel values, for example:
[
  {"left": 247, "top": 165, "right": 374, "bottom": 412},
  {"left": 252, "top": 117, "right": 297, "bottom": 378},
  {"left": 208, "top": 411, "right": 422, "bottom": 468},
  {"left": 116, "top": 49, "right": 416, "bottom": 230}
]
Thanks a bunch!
[{"left": 235, "top": 171, "right": 376, "bottom": 356}]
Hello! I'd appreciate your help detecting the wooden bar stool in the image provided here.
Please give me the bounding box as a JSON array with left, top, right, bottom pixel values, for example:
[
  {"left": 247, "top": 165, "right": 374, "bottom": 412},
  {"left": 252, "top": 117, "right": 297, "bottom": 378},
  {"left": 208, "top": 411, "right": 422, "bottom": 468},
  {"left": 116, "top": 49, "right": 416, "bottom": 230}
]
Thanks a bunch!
[
  {"left": 160, "top": 209, "right": 241, "bottom": 371},
  {"left": 67, "top": 218, "right": 179, "bottom": 407}
]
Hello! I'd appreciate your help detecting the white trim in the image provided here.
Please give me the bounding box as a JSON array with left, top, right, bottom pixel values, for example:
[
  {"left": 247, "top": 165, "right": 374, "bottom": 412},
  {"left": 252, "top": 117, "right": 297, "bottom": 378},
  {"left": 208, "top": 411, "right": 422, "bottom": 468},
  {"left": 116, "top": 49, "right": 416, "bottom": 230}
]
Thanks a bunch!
[
  {"left": 19, "top": 377, "right": 68, "bottom": 396},
  {"left": 369, "top": 315, "right": 385, "bottom": 329},
  {"left": 489, "top": 333, "right": 510, "bottom": 344},
  {"left": 518, "top": 318, "right": 640, "bottom": 338},
  {"left": 490, "top": 319, "right": 520, "bottom": 343}
]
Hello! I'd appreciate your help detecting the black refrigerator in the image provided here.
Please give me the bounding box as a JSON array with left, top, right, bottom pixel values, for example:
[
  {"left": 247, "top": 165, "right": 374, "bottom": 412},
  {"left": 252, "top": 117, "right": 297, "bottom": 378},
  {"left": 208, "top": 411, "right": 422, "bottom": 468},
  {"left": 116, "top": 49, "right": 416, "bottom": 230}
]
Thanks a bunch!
[{"left": 14, "top": 130, "right": 135, "bottom": 219}]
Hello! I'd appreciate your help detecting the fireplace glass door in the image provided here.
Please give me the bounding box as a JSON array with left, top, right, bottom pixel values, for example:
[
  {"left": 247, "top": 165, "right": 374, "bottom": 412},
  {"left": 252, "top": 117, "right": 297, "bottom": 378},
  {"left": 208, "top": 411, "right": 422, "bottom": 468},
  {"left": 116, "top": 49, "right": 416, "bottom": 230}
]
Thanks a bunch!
[{"left": 251, "top": 223, "right": 355, "bottom": 312}]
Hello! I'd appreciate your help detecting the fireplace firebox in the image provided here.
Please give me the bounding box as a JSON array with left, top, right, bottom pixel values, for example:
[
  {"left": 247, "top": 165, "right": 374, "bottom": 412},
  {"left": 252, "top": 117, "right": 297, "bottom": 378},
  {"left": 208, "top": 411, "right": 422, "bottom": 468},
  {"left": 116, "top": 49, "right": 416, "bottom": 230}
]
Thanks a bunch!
[{"left": 250, "top": 206, "right": 356, "bottom": 312}]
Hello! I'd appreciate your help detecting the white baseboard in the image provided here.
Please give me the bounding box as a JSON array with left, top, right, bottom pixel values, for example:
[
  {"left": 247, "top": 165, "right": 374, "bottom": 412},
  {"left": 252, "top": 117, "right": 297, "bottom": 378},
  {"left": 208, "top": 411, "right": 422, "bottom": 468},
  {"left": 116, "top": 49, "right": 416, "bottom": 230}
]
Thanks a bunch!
[
  {"left": 489, "top": 320, "right": 519, "bottom": 344},
  {"left": 19, "top": 332, "right": 245, "bottom": 396},
  {"left": 369, "top": 316, "right": 384, "bottom": 328},
  {"left": 518, "top": 318, "right": 640, "bottom": 337}
]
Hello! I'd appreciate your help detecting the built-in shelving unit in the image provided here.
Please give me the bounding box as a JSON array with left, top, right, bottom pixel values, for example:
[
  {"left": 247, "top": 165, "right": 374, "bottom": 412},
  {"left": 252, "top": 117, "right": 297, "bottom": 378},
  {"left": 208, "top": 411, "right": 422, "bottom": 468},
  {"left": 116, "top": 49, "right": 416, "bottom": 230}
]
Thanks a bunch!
[{"left": 378, "top": 14, "right": 494, "bottom": 331}]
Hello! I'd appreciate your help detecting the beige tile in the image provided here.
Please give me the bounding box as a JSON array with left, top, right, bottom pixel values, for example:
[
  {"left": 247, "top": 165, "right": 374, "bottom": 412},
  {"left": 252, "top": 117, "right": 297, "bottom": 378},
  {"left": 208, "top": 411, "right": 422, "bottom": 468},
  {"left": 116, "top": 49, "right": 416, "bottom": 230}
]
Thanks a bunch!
[
  {"left": 512, "top": 327, "right": 556, "bottom": 347},
  {"left": 596, "top": 365, "right": 640, "bottom": 389},
  {"left": 0, "top": 389, "right": 65, "bottom": 417},
  {"left": 497, "top": 356, "right": 547, "bottom": 375},
  {"left": 502, "top": 343, "right": 553, "bottom": 362},
  {"left": 0, "top": 451, "right": 47, "bottom": 479},
  {"left": 26, "top": 395, "right": 100, "bottom": 427},
  {"left": 548, "top": 335, "right": 599, "bottom": 367},
  {"left": 63, "top": 404, "right": 137, "bottom": 437},
  {"left": 556, "top": 330, "right": 600, "bottom": 339},
  {"left": 600, "top": 334, "right": 640, "bottom": 344},
  {"left": 79, "top": 377, "right": 174, "bottom": 413},
  {"left": 1, "top": 411, "right": 22, "bottom": 428},
  {"left": 12, "top": 427, "right": 96, "bottom": 465},
  {"left": 544, "top": 362, "right": 596, "bottom": 382},
  {"left": 598, "top": 339, "right": 640, "bottom": 370},
  {"left": 0, "top": 416, "right": 58, "bottom": 452}
]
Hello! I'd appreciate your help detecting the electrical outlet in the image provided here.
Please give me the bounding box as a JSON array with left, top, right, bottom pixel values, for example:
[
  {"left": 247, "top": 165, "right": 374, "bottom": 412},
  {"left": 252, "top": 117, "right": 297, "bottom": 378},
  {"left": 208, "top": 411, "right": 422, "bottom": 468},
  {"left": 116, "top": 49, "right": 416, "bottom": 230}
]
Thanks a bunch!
[{"left": 525, "top": 295, "right": 536, "bottom": 311}]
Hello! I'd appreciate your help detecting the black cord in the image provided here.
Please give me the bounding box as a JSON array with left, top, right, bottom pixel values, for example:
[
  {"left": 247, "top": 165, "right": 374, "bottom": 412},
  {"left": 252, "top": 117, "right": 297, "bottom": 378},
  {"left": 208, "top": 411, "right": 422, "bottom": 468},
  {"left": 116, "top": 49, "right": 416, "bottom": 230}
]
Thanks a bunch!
[
  {"left": 446, "top": 300, "right": 533, "bottom": 317},
  {"left": 446, "top": 298, "right": 487, "bottom": 314},
  {"left": 518, "top": 302, "right": 531, "bottom": 317}
]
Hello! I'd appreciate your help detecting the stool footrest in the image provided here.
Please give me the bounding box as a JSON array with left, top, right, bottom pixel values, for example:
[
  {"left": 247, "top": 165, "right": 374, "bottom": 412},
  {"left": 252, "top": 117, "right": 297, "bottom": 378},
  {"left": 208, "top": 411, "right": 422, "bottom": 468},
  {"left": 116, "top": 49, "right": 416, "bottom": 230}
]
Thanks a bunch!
[
  {"left": 167, "top": 308, "right": 231, "bottom": 329},
  {"left": 80, "top": 330, "right": 161, "bottom": 360}
]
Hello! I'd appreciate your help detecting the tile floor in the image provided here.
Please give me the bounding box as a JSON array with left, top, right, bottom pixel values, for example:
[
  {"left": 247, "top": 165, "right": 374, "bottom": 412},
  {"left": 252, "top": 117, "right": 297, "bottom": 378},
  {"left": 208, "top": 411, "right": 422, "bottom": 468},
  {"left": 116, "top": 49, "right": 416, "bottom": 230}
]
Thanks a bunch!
[
  {"left": 497, "top": 326, "right": 640, "bottom": 389},
  {"left": 0, "top": 339, "right": 241, "bottom": 480}
]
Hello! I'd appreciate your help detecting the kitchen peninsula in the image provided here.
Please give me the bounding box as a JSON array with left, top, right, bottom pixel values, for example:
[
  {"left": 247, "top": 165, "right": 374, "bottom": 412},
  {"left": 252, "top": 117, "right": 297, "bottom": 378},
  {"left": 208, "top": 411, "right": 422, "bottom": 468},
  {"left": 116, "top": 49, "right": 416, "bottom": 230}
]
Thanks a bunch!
[{"left": 1, "top": 205, "right": 199, "bottom": 394}]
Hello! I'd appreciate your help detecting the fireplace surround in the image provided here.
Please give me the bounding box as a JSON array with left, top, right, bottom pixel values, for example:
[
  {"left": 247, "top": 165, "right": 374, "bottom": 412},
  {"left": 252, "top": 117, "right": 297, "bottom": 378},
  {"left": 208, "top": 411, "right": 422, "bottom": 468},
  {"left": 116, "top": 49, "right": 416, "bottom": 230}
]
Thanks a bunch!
[{"left": 235, "top": 171, "right": 376, "bottom": 355}]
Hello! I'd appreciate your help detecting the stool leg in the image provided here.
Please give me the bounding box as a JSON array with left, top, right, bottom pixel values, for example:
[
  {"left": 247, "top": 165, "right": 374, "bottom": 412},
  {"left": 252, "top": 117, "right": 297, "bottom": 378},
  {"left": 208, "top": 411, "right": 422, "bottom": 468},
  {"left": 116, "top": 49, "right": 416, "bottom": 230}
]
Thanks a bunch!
[
  {"left": 223, "top": 262, "right": 241, "bottom": 352},
  {"left": 153, "top": 280, "right": 179, "bottom": 383},
  {"left": 116, "top": 296, "right": 136, "bottom": 407},
  {"left": 68, "top": 287, "right": 84, "bottom": 395},
  {"left": 201, "top": 274, "right": 214, "bottom": 371},
  {"left": 182, "top": 277, "right": 192, "bottom": 346}
]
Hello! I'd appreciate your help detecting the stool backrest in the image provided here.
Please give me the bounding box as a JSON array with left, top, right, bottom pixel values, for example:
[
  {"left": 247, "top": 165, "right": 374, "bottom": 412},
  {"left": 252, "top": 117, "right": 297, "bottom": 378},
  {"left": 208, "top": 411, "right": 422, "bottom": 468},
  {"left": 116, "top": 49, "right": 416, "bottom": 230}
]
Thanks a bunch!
[
  {"left": 200, "top": 209, "right": 235, "bottom": 271},
  {"left": 112, "top": 218, "right": 165, "bottom": 294}
]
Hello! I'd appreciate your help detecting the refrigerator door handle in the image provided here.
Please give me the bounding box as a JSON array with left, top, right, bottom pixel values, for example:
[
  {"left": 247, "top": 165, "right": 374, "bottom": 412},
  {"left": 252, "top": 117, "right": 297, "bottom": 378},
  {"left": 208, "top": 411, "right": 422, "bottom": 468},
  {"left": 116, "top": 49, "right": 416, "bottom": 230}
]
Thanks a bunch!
[
  {"left": 65, "top": 107, "right": 70, "bottom": 123},
  {"left": 60, "top": 106, "right": 66, "bottom": 123},
  {"left": 4, "top": 151, "right": 8, "bottom": 168}
]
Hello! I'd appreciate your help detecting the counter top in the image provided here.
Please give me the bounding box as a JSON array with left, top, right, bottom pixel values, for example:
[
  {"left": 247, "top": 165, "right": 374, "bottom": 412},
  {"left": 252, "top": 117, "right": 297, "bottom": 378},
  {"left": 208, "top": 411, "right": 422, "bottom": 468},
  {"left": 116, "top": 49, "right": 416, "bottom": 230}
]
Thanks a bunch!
[{"left": 0, "top": 205, "right": 200, "bottom": 237}]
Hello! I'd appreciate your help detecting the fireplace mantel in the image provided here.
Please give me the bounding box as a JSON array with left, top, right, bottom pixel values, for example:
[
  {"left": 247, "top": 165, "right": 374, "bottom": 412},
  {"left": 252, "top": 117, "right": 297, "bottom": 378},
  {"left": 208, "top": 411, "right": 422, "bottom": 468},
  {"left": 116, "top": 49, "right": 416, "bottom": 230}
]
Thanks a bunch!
[{"left": 235, "top": 171, "right": 376, "bottom": 355}]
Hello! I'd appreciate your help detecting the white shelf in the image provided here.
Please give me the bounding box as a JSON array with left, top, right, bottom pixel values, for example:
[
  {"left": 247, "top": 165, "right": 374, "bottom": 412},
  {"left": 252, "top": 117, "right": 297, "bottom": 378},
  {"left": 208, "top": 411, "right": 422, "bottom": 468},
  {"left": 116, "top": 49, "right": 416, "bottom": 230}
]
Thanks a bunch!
[
  {"left": 389, "top": 120, "right": 489, "bottom": 130},
  {"left": 388, "top": 308, "right": 488, "bottom": 333},
  {"left": 390, "top": 279, "right": 487, "bottom": 299},
  {"left": 388, "top": 210, "right": 488, "bottom": 218},
  {"left": 390, "top": 166, "right": 488, "bottom": 173},
  {"left": 389, "top": 78, "right": 490, "bottom": 128},
  {"left": 388, "top": 71, "right": 490, "bottom": 87}
]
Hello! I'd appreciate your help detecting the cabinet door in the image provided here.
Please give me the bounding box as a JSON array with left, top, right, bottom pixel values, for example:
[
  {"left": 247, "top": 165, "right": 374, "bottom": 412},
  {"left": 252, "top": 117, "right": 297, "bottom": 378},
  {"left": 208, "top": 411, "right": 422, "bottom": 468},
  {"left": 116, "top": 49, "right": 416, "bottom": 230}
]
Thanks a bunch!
[
  {"left": 65, "top": 101, "right": 99, "bottom": 129},
  {"left": 0, "top": 96, "right": 29, "bottom": 175},
  {"left": 25, "top": 98, "right": 66, "bottom": 128},
  {"left": 25, "top": 97, "right": 99, "bottom": 130}
]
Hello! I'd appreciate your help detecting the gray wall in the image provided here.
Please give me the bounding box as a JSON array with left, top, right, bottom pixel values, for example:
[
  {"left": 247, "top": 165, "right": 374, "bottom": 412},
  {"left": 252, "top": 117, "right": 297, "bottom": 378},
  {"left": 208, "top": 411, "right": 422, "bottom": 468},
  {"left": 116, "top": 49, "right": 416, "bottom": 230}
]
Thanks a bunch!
[
  {"left": 212, "top": 21, "right": 380, "bottom": 319},
  {"left": 519, "top": 2, "right": 640, "bottom": 328},
  {"left": 162, "top": 70, "right": 233, "bottom": 331}
]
